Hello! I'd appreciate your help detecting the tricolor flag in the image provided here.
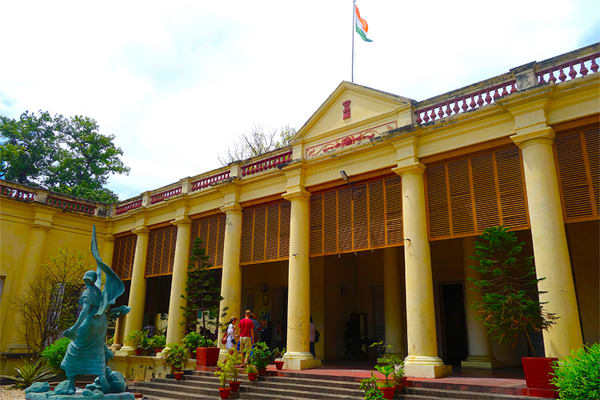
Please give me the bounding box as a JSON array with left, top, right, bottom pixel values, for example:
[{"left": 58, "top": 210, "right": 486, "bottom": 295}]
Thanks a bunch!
[{"left": 354, "top": 4, "right": 372, "bottom": 42}]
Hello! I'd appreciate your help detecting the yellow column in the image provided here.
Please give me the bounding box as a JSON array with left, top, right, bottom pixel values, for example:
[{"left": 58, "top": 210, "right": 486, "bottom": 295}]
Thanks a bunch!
[
  {"left": 165, "top": 217, "right": 191, "bottom": 346},
  {"left": 218, "top": 205, "right": 243, "bottom": 356},
  {"left": 394, "top": 164, "right": 451, "bottom": 378},
  {"left": 461, "top": 236, "right": 499, "bottom": 368},
  {"left": 1, "top": 213, "right": 52, "bottom": 351},
  {"left": 120, "top": 226, "right": 149, "bottom": 355},
  {"left": 513, "top": 128, "right": 583, "bottom": 358},
  {"left": 111, "top": 316, "right": 125, "bottom": 351},
  {"left": 282, "top": 190, "right": 321, "bottom": 370},
  {"left": 382, "top": 246, "right": 405, "bottom": 356}
]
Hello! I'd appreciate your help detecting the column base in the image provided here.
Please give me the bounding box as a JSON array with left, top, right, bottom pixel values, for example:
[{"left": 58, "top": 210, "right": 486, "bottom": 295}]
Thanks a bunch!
[
  {"left": 461, "top": 355, "right": 501, "bottom": 369},
  {"left": 115, "top": 346, "right": 137, "bottom": 356},
  {"left": 110, "top": 343, "right": 123, "bottom": 352},
  {"left": 283, "top": 352, "right": 321, "bottom": 370},
  {"left": 404, "top": 355, "right": 452, "bottom": 378}
]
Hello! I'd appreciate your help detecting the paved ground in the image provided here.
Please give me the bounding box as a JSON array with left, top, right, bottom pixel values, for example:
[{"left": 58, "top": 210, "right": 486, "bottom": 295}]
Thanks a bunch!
[{"left": 0, "top": 388, "right": 25, "bottom": 400}]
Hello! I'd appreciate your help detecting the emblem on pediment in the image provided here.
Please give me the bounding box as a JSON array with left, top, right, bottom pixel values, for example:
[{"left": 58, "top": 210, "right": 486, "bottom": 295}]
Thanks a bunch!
[{"left": 305, "top": 120, "right": 397, "bottom": 159}]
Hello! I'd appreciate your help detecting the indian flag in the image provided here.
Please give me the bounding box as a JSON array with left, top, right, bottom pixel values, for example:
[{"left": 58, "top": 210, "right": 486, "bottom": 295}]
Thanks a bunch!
[{"left": 355, "top": 4, "right": 372, "bottom": 42}]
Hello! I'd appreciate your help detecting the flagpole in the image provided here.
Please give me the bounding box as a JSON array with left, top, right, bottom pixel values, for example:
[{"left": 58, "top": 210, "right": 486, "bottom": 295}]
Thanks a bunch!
[{"left": 351, "top": 0, "right": 355, "bottom": 83}]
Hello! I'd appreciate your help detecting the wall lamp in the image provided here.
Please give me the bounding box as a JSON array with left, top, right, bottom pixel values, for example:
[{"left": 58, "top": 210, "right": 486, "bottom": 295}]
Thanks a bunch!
[{"left": 340, "top": 170, "right": 349, "bottom": 182}]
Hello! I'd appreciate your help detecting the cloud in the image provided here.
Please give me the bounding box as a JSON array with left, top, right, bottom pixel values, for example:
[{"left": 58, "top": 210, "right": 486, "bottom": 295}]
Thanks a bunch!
[{"left": 0, "top": 0, "right": 595, "bottom": 200}]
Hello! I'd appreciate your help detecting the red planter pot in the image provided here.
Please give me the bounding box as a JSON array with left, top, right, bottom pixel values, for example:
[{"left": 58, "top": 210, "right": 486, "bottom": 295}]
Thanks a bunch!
[
  {"left": 247, "top": 372, "right": 258, "bottom": 381},
  {"left": 173, "top": 371, "right": 184, "bottom": 381},
  {"left": 521, "top": 357, "right": 559, "bottom": 390},
  {"left": 378, "top": 385, "right": 396, "bottom": 399},
  {"left": 196, "top": 347, "right": 220, "bottom": 367},
  {"left": 274, "top": 360, "right": 284, "bottom": 370},
  {"left": 154, "top": 348, "right": 163, "bottom": 354},
  {"left": 229, "top": 381, "right": 241, "bottom": 392},
  {"left": 134, "top": 348, "right": 143, "bottom": 356},
  {"left": 218, "top": 387, "right": 231, "bottom": 399},
  {"left": 258, "top": 367, "right": 267, "bottom": 376}
]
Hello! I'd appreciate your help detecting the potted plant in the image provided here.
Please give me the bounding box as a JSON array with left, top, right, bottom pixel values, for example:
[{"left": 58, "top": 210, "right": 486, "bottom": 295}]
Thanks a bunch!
[
  {"left": 126, "top": 330, "right": 148, "bottom": 356},
  {"left": 181, "top": 238, "right": 224, "bottom": 367},
  {"left": 359, "top": 373, "right": 384, "bottom": 400},
  {"left": 273, "top": 347, "right": 285, "bottom": 370},
  {"left": 183, "top": 331, "right": 202, "bottom": 358},
  {"left": 551, "top": 343, "right": 600, "bottom": 400},
  {"left": 214, "top": 360, "right": 231, "bottom": 399},
  {"left": 163, "top": 343, "right": 187, "bottom": 381},
  {"left": 470, "top": 226, "right": 559, "bottom": 393},
  {"left": 149, "top": 334, "right": 166, "bottom": 354},
  {"left": 374, "top": 364, "right": 395, "bottom": 399},
  {"left": 372, "top": 343, "right": 404, "bottom": 391},
  {"left": 245, "top": 364, "right": 258, "bottom": 382},
  {"left": 224, "top": 349, "right": 242, "bottom": 393},
  {"left": 249, "top": 341, "right": 272, "bottom": 375}
]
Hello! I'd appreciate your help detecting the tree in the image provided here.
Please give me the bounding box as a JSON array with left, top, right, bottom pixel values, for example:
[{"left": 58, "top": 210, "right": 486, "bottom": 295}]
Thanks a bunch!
[
  {"left": 469, "top": 226, "right": 558, "bottom": 356},
  {"left": 14, "top": 248, "right": 88, "bottom": 354},
  {"left": 218, "top": 125, "right": 296, "bottom": 166},
  {"left": 0, "top": 111, "right": 129, "bottom": 203},
  {"left": 181, "top": 238, "right": 223, "bottom": 337}
]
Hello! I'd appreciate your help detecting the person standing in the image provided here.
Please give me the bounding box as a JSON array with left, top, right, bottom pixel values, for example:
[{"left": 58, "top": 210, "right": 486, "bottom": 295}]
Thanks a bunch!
[
  {"left": 309, "top": 316, "right": 316, "bottom": 357},
  {"left": 239, "top": 310, "right": 254, "bottom": 363},
  {"left": 225, "top": 317, "right": 238, "bottom": 350},
  {"left": 250, "top": 313, "right": 261, "bottom": 343}
]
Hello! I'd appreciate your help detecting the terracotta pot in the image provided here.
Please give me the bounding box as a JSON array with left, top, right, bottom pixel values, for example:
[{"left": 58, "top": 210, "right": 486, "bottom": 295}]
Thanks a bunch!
[
  {"left": 274, "top": 360, "right": 284, "bottom": 370},
  {"left": 247, "top": 372, "right": 258, "bottom": 381},
  {"left": 522, "top": 357, "right": 559, "bottom": 390},
  {"left": 134, "top": 348, "right": 143, "bottom": 356},
  {"left": 229, "top": 381, "right": 241, "bottom": 392},
  {"left": 154, "top": 347, "right": 163, "bottom": 354},
  {"left": 173, "top": 371, "right": 184, "bottom": 381},
  {"left": 378, "top": 385, "right": 396, "bottom": 400},
  {"left": 218, "top": 387, "right": 231, "bottom": 399},
  {"left": 258, "top": 367, "right": 267, "bottom": 376},
  {"left": 196, "top": 347, "right": 220, "bottom": 367},
  {"left": 395, "top": 381, "right": 404, "bottom": 392}
]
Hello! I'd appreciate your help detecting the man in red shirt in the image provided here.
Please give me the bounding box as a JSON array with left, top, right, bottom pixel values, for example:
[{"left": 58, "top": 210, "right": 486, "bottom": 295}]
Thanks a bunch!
[{"left": 238, "top": 309, "right": 254, "bottom": 363}]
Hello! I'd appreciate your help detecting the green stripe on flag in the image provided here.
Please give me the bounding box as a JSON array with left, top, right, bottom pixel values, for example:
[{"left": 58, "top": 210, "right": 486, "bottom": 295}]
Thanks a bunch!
[{"left": 355, "top": 23, "right": 372, "bottom": 42}]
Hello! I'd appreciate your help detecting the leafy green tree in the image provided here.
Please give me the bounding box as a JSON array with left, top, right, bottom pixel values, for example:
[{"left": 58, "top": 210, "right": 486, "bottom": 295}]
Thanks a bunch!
[
  {"left": 0, "top": 111, "right": 129, "bottom": 203},
  {"left": 469, "top": 226, "right": 558, "bottom": 356},
  {"left": 181, "top": 238, "right": 223, "bottom": 336}
]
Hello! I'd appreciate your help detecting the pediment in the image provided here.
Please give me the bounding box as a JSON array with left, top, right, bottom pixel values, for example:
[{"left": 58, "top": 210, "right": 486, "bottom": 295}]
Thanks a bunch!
[{"left": 294, "top": 81, "right": 413, "bottom": 144}]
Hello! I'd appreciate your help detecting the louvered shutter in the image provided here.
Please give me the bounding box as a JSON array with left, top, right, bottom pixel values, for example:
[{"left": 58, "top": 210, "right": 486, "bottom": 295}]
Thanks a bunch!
[
  {"left": 426, "top": 164, "right": 451, "bottom": 238},
  {"left": 323, "top": 191, "right": 338, "bottom": 253},
  {"left": 555, "top": 125, "right": 599, "bottom": 222},
  {"left": 368, "top": 180, "right": 385, "bottom": 247},
  {"left": 190, "top": 213, "right": 227, "bottom": 267},
  {"left": 385, "top": 176, "right": 403, "bottom": 245},
  {"left": 240, "top": 208, "right": 254, "bottom": 263},
  {"left": 310, "top": 194, "right": 323, "bottom": 255},
  {"left": 266, "top": 203, "right": 280, "bottom": 260},
  {"left": 338, "top": 187, "right": 353, "bottom": 251},
  {"left": 146, "top": 225, "right": 177, "bottom": 277},
  {"left": 279, "top": 202, "right": 290, "bottom": 258},
  {"left": 112, "top": 234, "right": 136, "bottom": 279},
  {"left": 253, "top": 206, "right": 266, "bottom": 262}
]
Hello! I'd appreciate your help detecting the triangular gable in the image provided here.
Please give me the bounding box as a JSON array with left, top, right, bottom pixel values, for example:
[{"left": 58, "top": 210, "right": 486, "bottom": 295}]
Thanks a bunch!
[{"left": 294, "top": 81, "right": 414, "bottom": 143}]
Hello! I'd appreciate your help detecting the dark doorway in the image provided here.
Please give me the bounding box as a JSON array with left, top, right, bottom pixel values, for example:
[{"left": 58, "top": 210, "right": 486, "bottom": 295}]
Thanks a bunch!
[{"left": 440, "top": 283, "right": 468, "bottom": 365}]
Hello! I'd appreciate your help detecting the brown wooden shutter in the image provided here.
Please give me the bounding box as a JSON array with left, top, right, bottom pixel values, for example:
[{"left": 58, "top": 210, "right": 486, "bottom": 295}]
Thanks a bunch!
[
  {"left": 112, "top": 234, "right": 136, "bottom": 280},
  {"left": 385, "top": 176, "right": 403, "bottom": 245},
  {"left": 240, "top": 208, "right": 254, "bottom": 263},
  {"left": 338, "top": 187, "right": 353, "bottom": 252},
  {"left": 145, "top": 225, "right": 177, "bottom": 277},
  {"left": 353, "top": 185, "right": 368, "bottom": 249},
  {"left": 426, "top": 164, "right": 451, "bottom": 238},
  {"left": 555, "top": 124, "right": 599, "bottom": 222},
  {"left": 323, "top": 191, "right": 338, "bottom": 253},
  {"left": 279, "top": 202, "right": 290, "bottom": 258},
  {"left": 190, "top": 213, "right": 227, "bottom": 267},
  {"left": 310, "top": 194, "right": 323, "bottom": 255},
  {"left": 368, "top": 180, "right": 385, "bottom": 247},
  {"left": 239, "top": 200, "right": 290, "bottom": 265},
  {"left": 426, "top": 144, "right": 529, "bottom": 240}
]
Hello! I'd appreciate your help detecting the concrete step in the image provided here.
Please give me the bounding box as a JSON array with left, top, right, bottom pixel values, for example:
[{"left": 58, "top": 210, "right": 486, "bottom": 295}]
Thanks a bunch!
[
  {"left": 180, "top": 375, "right": 362, "bottom": 396},
  {"left": 192, "top": 370, "right": 360, "bottom": 389},
  {"left": 137, "top": 378, "right": 363, "bottom": 400}
]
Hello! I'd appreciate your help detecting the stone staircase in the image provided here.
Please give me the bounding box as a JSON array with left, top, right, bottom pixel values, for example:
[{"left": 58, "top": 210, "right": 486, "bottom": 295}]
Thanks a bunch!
[{"left": 134, "top": 370, "right": 549, "bottom": 400}]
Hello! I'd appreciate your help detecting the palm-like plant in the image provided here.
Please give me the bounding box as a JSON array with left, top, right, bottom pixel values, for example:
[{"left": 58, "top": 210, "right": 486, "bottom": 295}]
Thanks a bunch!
[{"left": 4, "top": 359, "right": 55, "bottom": 388}]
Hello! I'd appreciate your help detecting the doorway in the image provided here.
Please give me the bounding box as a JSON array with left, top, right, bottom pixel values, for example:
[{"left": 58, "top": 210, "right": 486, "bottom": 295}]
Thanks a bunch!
[{"left": 440, "top": 283, "right": 468, "bottom": 365}]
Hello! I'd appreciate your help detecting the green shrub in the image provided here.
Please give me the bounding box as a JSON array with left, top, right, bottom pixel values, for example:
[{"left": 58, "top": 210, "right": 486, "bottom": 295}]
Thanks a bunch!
[
  {"left": 126, "top": 330, "right": 148, "bottom": 350},
  {"left": 248, "top": 341, "right": 272, "bottom": 370},
  {"left": 183, "top": 331, "right": 202, "bottom": 355},
  {"left": 359, "top": 373, "right": 384, "bottom": 400},
  {"left": 6, "top": 359, "right": 55, "bottom": 388},
  {"left": 551, "top": 343, "right": 600, "bottom": 400},
  {"left": 149, "top": 335, "right": 166, "bottom": 350},
  {"left": 41, "top": 337, "right": 71, "bottom": 372},
  {"left": 164, "top": 343, "right": 188, "bottom": 372}
]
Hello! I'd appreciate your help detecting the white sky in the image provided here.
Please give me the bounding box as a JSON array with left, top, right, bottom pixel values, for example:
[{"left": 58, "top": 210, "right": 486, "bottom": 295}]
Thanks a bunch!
[{"left": 1, "top": 0, "right": 598, "bottom": 200}]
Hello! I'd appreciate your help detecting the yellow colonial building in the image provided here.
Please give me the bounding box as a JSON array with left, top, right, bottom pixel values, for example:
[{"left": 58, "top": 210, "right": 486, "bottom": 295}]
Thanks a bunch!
[{"left": 1, "top": 43, "right": 598, "bottom": 378}]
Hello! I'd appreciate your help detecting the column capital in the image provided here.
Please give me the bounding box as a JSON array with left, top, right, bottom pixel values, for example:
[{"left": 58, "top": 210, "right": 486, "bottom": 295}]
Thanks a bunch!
[
  {"left": 221, "top": 203, "right": 242, "bottom": 214},
  {"left": 511, "top": 126, "right": 555, "bottom": 149},
  {"left": 103, "top": 234, "right": 115, "bottom": 242},
  {"left": 132, "top": 226, "right": 149, "bottom": 235},
  {"left": 282, "top": 189, "right": 310, "bottom": 201},
  {"left": 392, "top": 162, "right": 426, "bottom": 177},
  {"left": 171, "top": 216, "right": 191, "bottom": 226},
  {"left": 31, "top": 219, "right": 52, "bottom": 230}
]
